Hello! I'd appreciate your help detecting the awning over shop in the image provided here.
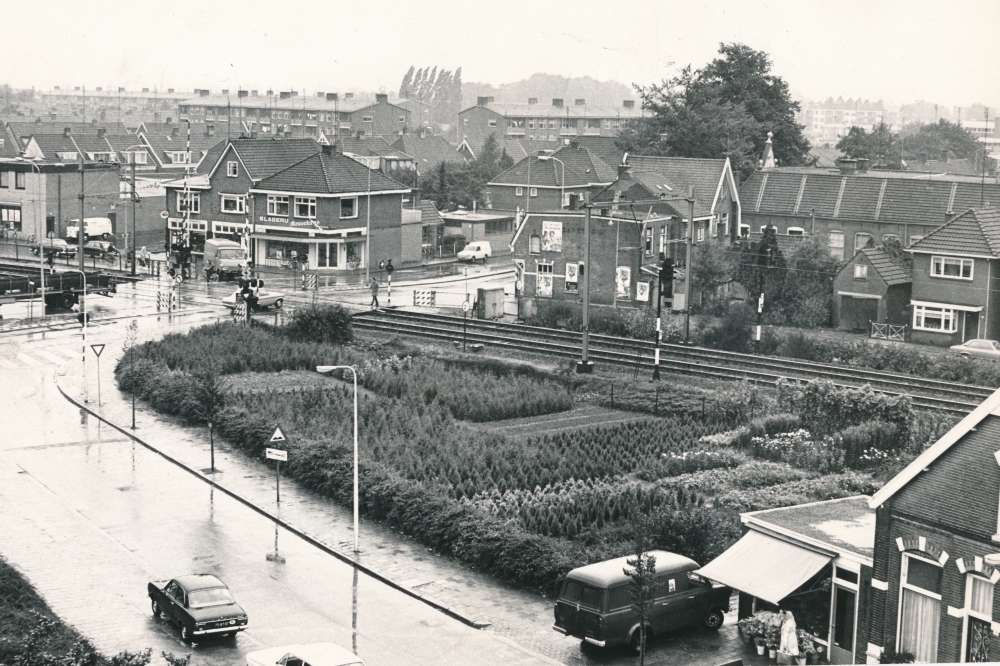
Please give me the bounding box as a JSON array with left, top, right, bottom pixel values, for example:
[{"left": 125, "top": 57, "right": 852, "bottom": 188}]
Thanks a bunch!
[{"left": 695, "top": 530, "right": 833, "bottom": 606}]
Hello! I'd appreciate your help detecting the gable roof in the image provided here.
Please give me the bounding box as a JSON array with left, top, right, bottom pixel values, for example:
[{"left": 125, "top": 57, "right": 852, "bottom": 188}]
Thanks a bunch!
[
  {"left": 139, "top": 126, "right": 224, "bottom": 167},
  {"left": 871, "top": 385, "right": 1000, "bottom": 508},
  {"left": 838, "top": 247, "right": 911, "bottom": 285},
  {"left": 208, "top": 138, "right": 321, "bottom": 181},
  {"left": 488, "top": 155, "right": 591, "bottom": 188},
  {"left": 907, "top": 208, "right": 1000, "bottom": 258},
  {"left": 419, "top": 199, "right": 444, "bottom": 225},
  {"left": 594, "top": 156, "right": 737, "bottom": 219},
  {"left": 392, "top": 134, "right": 466, "bottom": 170},
  {"left": 332, "top": 136, "right": 412, "bottom": 160},
  {"left": 253, "top": 149, "right": 409, "bottom": 195},
  {"left": 906, "top": 157, "right": 979, "bottom": 176},
  {"left": 551, "top": 143, "right": 617, "bottom": 183},
  {"left": 571, "top": 135, "right": 627, "bottom": 167},
  {"left": 30, "top": 133, "right": 83, "bottom": 159}
]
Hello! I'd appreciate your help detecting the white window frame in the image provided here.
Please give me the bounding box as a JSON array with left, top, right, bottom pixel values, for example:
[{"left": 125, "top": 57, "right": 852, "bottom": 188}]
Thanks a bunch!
[
  {"left": 361, "top": 116, "right": 373, "bottom": 123},
  {"left": 830, "top": 230, "right": 845, "bottom": 261},
  {"left": 516, "top": 187, "right": 523, "bottom": 197},
  {"left": 696, "top": 224, "right": 705, "bottom": 242},
  {"left": 739, "top": 223, "right": 750, "bottom": 238},
  {"left": 529, "top": 188, "right": 537, "bottom": 197},
  {"left": 896, "top": 553, "right": 942, "bottom": 663},
  {"left": 171, "top": 151, "right": 191, "bottom": 164},
  {"left": 488, "top": 120, "right": 497, "bottom": 127},
  {"left": 854, "top": 264, "right": 868, "bottom": 279},
  {"left": 644, "top": 227, "right": 653, "bottom": 255},
  {"left": 855, "top": 232, "right": 874, "bottom": 252},
  {"left": 883, "top": 234, "right": 899, "bottom": 243},
  {"left": 931, "top": 255, "right": 974, "bottom": 281},
  {"left": 913, "top": 304, "right": 958, "bottom": 333},
  {"left": 340, "top": 197, "right": 358, "bottom": 219},
  {"left": 909, "top": 235, "right": 924, "bottom": 246},
  {"left": 127, "top": 151, "right": 147, "bottom": 165},
  {"left": 960, "top": 573, "right": 995, "bottom": 662},
  {"left": 721, "top": 212, "right": 729, "bottom": 238},
  {"left": 227, "top": 161, "right": 238, "bottom": 177},
  {"left": 176, "top": 191, "right": 200, "bottom": 214},
  {"left": 220, "top": 194, "right": 246, "bottom": 214},
  {"left": 267, "top": 195, "right": 289, "bottom": 217},
  {"left": 14, "top": 171, "right": 25, "bottom": 189},
  {"left": 529, "top": 234, "right": 541, "bottom": 255},
  {"left": 787, "top": 227, "right": 805, "bottom": 236},
  {"left": 536, "top": 261, "right": 554, "bottom": 297},
  {"left": 294, "top": 196, "right": 317, "bottom": 219}
]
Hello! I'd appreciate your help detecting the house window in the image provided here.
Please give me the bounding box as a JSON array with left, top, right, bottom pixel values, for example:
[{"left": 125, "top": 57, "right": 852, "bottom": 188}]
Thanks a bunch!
[
  {"left": 463, "top": 118, "right": 469, "bottom": 126},
  {"left": 739, "top": 223, "right": 750, "bottom": 238},
  {"left": 177, "top": 192, "right": 200, "bottom": 214},
  {"left": 267, "top": 195, "right": 289, "bottom": 216},
  {"left": 721, "top": 212, "right": 729, "bottom": 238},
  {"left": 529, "top": 188, "right": 537, "bottom": 197},
  {"left": 964, "top": 575, "right": 994, "bottom": 662},
  {"left": 220, "top": 194, "right": 245, "bottom": 213},
  {"left": 830, "top": 231, "right": 845, "bottom": 261},
  {"left": 399, "top": 116, "right": 405, "bottom": 122},
  {"left": 913, "top": 305, "right": 958, "bottom": 332},
  {"left": 587, "top": 119, "right": 601, "bottom": 129},
  {"left": 488, "top": 120, "right": 497, "bottom": 127},
  {"left": 787, "top": 227, "right": 805, "bottom": 236},
  {"left": 537, "top": 262, "right": 553, "bottom": 297},
  {"left": 898, "top": 554, "right": 941, "bottom": 663},
  {"left": 341, "top": 197, "right": 358, "bottom": 219},
  {"left": 909, "top": 235, "right": 924, "bottom": 246},
  {"left": 529, "top": 234, "right": 541, "bottom": 254},
  {"left": 128, "top": 151, "right": 147, "bottom": 164},
  {"left": 485, "top": 219, "right": 513, "bottom": 234},
  {"left": 515, "top": 187, "right": 523, "bottom": 197},
  {"left": 362, "top": 116, "right": 373, "bottom": 123},
  {"left": 528, "top": 120, "right": 535, "bottom": 129},
  {"left": 15, "top": 172, "right": 25, "bottom": 189},
  {"left": 659, "top": 226, "right": 667, "bottom": 255},
  {"left": 854, "top": 264, "right": 868, "bottom": 279},
  {"left": 883, "top": 234, "right": 899, "bottom": 243},
  {"left": 645, "top": 228, "right": 653, "bottom": 255},
  {"left": 696, "top": 224, "right": 705, "bottom": 242},
  {"left": 171, "top": 151, "right": 191, "bottom": 164},
  {"left": 295, "top": 197, "right": 317, "bottom": 219},
  {"left": 1, "top": 204, "right": 22, "bottom": 231},
  {"left": 931, "top": 256, "right": 973, "bottom": 280},
  {"left": 227, "top": 161, "right": 238, "bottom": 177},
  {"left": 549, "top": 121, "right": 556, "bottom": 129},
  {"left": 855, "top": 232, "right": 874, "bottom": 252},
  {"left": 0, "top": 171, "right": 8, "bottom": 187}
]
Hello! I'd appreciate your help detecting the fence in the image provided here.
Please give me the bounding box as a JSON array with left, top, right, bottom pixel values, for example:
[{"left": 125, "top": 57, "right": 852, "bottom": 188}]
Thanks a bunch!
[{"left": 871, "top": 322, "right": 906, "bottom": 341}]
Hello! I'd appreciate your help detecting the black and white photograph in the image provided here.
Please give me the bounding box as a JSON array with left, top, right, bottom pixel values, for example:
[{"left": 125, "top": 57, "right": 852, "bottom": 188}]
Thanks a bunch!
[{"left": 1, "top": 2, "right": 999, "bottom": 665}]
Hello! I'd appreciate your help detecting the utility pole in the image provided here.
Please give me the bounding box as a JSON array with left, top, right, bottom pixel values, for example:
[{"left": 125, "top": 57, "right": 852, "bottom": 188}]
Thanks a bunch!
[
  {"left": 577, "top": 195, "right": 593, "bottom": 373},
  {"left": 982, "top": 108, "right": 989, "bottom": 207},
  {"left": 683, "top": 187, "right": 694, "bottom": 343},
  {"left": 131, "top": 156, "right": 137, "bottom": 276},
  {"left": 78, "top": 155, "right": 85, "bottom": 273}
]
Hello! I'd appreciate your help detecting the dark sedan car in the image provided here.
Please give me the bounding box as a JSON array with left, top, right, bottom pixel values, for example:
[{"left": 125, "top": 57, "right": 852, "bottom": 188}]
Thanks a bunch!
[{"left": 148, "top": 574, "right": 248, "bottom": 642}]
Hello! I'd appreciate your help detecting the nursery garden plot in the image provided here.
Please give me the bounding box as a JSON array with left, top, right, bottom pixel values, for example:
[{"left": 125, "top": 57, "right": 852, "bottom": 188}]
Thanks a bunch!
[{"left": 481, "top": 406, "right": 654, "bottom": 436}]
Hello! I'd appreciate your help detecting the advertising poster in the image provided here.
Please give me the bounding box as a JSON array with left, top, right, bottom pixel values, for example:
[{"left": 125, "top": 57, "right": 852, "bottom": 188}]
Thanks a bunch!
[
  {"left": 636, "top": 280, "right": 650, "bottom": 302},
  {"left": 615, "top": 266, "right": 631, "bottom": 300},
  {"left": 537, "top": 273, "right": 553, "bottom": 297},
  {"left": 541, "top": 221, "right": 562, "bottom": 252},
  {"left": 565, "top": 262, "right": 579, "bottom": 284}
]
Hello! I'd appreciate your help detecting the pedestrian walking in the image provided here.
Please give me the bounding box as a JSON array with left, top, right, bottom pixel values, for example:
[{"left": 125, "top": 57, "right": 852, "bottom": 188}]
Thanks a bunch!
[{"left": 369, "top": 277, "right": 380, "bottom": 309}]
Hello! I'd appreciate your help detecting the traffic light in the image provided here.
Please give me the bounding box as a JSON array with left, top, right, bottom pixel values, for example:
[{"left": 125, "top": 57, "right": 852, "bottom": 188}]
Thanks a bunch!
[
  {"left": 659, "top": 258, "right": 674, "bottom": 298},
  {"left": 77, "top": 312, "right": 91, "bottom": 325}
]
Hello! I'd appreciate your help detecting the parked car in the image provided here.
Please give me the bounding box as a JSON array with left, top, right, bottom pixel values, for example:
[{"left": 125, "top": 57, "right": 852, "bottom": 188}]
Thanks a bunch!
[
  {"left": 148, "top": 574, "right": 248, "bottom": 642},
  {"left": 66, "top": 217, "right": 114, "bottom": 242},
  {"left": 221, "top": 289, "right": 285, "bottom": 311},
  {"left": 31, "top": 239, "right": 77, "bottom": 258},
  {"left": 246, "top": 643, "right": 365, "bottom": 666},
  {"left": 457, "top": 241, "right": 491, "bottom": 263},
  {"left": 950, "top": 339, "right": 1000, "bottom": 359},
  {"left": 553, "top": 551, "right": 730, "bottom": 651}
]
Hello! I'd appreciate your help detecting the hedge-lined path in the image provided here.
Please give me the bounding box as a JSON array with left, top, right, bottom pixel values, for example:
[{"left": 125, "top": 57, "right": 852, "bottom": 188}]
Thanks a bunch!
[{"left": 53, "top": 318, "right": 755, "bottom": 666}]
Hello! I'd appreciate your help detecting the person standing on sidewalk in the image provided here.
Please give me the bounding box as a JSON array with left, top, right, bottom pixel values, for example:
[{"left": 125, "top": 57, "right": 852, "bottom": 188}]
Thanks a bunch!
[{"left": 369, "top": 277, "right": 380, "bottom": 309}]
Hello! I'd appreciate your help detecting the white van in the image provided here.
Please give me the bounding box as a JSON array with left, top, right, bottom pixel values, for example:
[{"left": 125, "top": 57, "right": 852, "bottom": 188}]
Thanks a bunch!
[
  {"left": 66, "top": 218, "right": 114, "bottom": 242},
  {"left": 457, "top": 241, "right": 491, "bottom": 263}
]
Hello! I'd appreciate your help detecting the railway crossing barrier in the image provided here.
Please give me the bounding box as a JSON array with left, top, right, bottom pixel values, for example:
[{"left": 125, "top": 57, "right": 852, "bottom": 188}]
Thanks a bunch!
[
  {"left": 413, "top": 290, "right": 436, "bottom": 307},
  {"left": 302, "top": 273, "right": 317, "bottom": 291}
]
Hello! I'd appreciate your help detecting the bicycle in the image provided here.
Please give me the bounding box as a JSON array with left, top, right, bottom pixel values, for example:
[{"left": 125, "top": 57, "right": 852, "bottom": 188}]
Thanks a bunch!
[{"left": 346, "top": 255, "right": 360, "bottom": 271}]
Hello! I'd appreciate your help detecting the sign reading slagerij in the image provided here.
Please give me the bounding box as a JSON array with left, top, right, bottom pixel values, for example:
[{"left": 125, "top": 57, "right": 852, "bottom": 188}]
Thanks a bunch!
[{"left": 541, "top": 221, "right": 562, "bottom": 253}]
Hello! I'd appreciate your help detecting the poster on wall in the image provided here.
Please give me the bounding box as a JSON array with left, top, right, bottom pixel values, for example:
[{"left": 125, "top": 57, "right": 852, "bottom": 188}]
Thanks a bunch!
[
  {"left": 541, "top": 221, "right": 562, "bottom": 252},
  {"left": 636, "top": 280, "right": 650, "bottom": 302},
  {"left": 615, "top": 266, "right": 631, "bottom": 300},
  {"left": 565, "top": 262, "right": 579, "bottom": 283},
  {"left": 537, "top": 273, "right": 553, "bottom": 297}
]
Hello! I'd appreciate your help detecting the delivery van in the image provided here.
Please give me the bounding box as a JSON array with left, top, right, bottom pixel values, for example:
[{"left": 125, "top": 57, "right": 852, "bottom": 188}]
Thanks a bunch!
[
  {"left": 203, "top": 238, "right": 248, "bottom": 281},
  {"left": 66, "top": 218, "right": 114, "bottom": 242},
  {"left": 457, "top": 241, "right": 491, "bottom": 263}
]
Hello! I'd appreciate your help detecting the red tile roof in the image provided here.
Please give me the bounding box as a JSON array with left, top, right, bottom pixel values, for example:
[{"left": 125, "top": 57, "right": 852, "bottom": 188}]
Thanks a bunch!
[
  {"left": 908, "top": 208, "right": 1000, "bottom": 257},
  {"left": 859, "top": 247, "right": 911, "bottom": 285},
  {"left": 254, "top": 149, "right": 408, "bottom": 194},
  {"left": 392, "top": 134, "right": 466, "bottom": 171}
]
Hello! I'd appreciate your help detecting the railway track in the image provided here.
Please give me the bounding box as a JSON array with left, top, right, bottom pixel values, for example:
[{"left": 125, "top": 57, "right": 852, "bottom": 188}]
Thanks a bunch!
[{"left": 353, "top": 309, "right": 993, "bottom": 414}]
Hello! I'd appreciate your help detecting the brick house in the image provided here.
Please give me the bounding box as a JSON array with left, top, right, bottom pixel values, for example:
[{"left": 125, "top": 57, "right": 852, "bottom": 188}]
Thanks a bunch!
[
  {"left": 905, "top": 208, "right": 1000, "bottom": 346},
  {"left": 486, "top": 140, "right": 616, "bottom": 212},
  {"left": 832, "top": 248, "right": 911, "bottom": 332},
  {"left": 867, "top": 387, "right": 1000, "bottom": 663},
  {"left": 739, "top": 163, "right": 1000, "bottom": 260},
  {"left": 509, "top": 211, "right": 646, "bottom": 308}
]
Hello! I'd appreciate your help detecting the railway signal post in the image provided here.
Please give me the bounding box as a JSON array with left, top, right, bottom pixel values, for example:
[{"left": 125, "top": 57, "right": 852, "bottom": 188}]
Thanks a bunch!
[{"left": 577, "top": 197, "right": 593, "bottom": 373}]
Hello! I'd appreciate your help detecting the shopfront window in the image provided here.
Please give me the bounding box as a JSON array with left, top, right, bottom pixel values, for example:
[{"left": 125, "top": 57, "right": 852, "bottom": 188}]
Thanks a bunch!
[
  {"left": 265, "top": 240, "right": 310, "bottom": 262},
  {"left": 345, "top": 240, "right": 365, "bottom": 268}
]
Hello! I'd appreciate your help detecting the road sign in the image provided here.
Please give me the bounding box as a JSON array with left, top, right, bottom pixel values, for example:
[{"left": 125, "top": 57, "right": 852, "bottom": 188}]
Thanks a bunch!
[
  {"left": 265, "top": 448, "right": 288, "bottom": 461},
  {"left": 160, "top": 211, "right": 169, "bottom": 218},
  {"left": 173, "top": 274, "right": 183, "bottom": 285},
  {"left": 90, "top": 344, "right": 105, "bottom": 357},
  {"left": 515, "top": 280, "right": 523, "bottom": 291},
  {"left": 379, "top": 260, "right": 385, "bottom": 269},
  {"left": 269, "top": 426, "right": 287, "bottom": 443},
  {"left": 462, "top": 301, "right": 470, "bottom": 312}
]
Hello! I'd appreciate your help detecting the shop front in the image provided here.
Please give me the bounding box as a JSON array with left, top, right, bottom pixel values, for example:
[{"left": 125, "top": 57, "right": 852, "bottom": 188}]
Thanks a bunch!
[
  {"left": 251, "top": 228, "right": 367, "bottom": 271},
  {"left": 697, "top": 496, "right": 875, "bottom": 664}
]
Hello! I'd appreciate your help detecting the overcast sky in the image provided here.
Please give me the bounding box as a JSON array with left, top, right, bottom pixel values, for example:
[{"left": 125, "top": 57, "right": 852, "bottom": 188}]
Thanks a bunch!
[{"left": 11, "top": 0, "right": 999, "bottom": 109}]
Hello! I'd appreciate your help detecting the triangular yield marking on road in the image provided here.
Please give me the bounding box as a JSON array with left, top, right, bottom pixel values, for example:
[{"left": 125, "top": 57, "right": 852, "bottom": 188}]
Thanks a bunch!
[{"left": 269, "top": 426, "right": 287, "bottom": 443}]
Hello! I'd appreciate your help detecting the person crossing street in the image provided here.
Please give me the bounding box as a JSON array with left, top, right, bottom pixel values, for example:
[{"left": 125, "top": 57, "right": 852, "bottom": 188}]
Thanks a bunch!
[{"left": 369, "top": 277, "right": 380, "bottom": 309}]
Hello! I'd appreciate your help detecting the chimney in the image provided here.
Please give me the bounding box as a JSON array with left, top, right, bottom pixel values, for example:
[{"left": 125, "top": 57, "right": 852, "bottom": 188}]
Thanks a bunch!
[
  {"left": 97, "top": 128, "right": 106, "bottom": 137},
  {"left": 251, "top": 90, "right": 258, "bottom": 97},
  {"left": 266, "top": 89, "right": 273, "bottom": 96},
  {"left": 317, "top": 92, "right": 325, "bottom": 97},
  {"left": 142, "top": 87, "right": 149, "bottom": 93},
  {"left": 376, "top": 93, "right": 388, "bottom": 104},
  {"left": 837, "top": 158, "right": 858, "bottom": 175},
  {"left": 477, "top": 96, "right": 490, "bottom": 106},
  {"left": 941, "top": 149, "right": 949, "bottom": 163},
  {"left": 856, "top": 158, "right": 869, "bottom": 173},
  {"left": 222, "top": 89, "right": 229, "bottom": 95},
  {"left": 199, "top": 89, "right": 210, "bottom": 97},
  {"left": 118, "top": 87, "right": 124, "bottom": 92},
  {"left": 207, "top": 124, "right": 215, "bottom": 136},
  {"left": 623, "top": 100, "right": 635, "bottom": 109},
  {"left": 238, "top": 90, "right": 248, "bottom": 98},
  {"left": 280, "top": 91, "right": 291, "bottom": 99},
  {"left": 63, "top": 127, "right": 71, "bottom": 137},
  {"left": 617, "top": 163, "right": 630, "bottom": 179},
  {"left": 326, "top": 93, "right": 338, "bottom": 101},
  {"left": 345, "top": 92, "right": 353, "bottom": 99},
  {"left": 96, "top": 87, "right": 102, "bottom": 92},
  {"left": 575, "top": 99, "right": 585, "bottom": 106},
  {"left": 552, "top": 98, "right": 563, "bottom": 107},
  {"left": 322, "top": 143, "right": 334, "bottom": 156},
  {"left": 171, "top": 127, "right": 179, "bottom": 138},
  {"left": 528, "top": 98, "right": 538, "bottom": 105},
  {"left": 168, "top": 88, "right": 174, "bottom": 93}
]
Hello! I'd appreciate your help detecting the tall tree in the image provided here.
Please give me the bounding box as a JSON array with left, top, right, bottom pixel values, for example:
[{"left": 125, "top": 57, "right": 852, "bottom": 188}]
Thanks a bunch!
[
  {"left": 734, "top": 225, "right": 786, "bottom": 315},
  {"left": 836, "top": 121, "right": 902, "bottom": 169},
  {"left": 398, "top": 66, "right": 415, "bottom": 99}
]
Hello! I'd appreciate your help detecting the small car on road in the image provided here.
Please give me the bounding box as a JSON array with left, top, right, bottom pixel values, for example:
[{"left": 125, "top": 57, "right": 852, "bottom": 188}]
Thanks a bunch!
[
  {"left": 148, "top": 574, "right": 248, "bottom": 642},
  {"left": 457, "top": 241, "right": 491, "bottom": 263},
  {"left": 553, "top": 551, "right": 730, "bottom": 651},
  {"left": 246, "top": 642, "right": 365, "bottom": 666},
  {"left": 950, "top": 339, "right": 1000, "bottom": 359},
  {"left": 221, "top": 289, "right": 285, "bottom": 311},
  {"left": 31, "top": 239, "right": 77, "bottom": 258}
]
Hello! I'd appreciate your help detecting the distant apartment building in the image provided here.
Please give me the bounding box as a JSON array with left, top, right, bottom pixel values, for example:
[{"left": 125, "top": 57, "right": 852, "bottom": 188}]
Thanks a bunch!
[
  {"left": 457, "top": 97, "right": 641, "bottom": 157},
  {"left": 960, "top": 118, "right": 999, "bottom": 163},
  {"left": 177, "top": 91, "right": 411, "bottom": 140},
  {"left": 798, "top": 98, "right": 896, "bottom": 143},
  {"left": 37, "top": 87, "right": 190, "bottom": 123}
]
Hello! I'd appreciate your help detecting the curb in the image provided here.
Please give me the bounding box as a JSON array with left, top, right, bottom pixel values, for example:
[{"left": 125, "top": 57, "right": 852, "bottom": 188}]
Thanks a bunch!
[{"left": 55, "top": 379, "right": 491, "bottom": 632}]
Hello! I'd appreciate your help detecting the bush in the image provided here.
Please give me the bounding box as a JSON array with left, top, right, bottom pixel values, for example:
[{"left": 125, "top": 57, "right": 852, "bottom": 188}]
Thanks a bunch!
[
  {"left": 732, "top": 413, "right": 802, "bottom": 448},
  {"left": 640, "top": 449, "right": 748, "bottom": 480},
  {"left": 283, "top": 304, "right": 353, "bottom": 344},
  {"left": 700, "top": 303, "right": 754, "bottom": 353},
  {"left": 798, "top": 381, "right": 912, "bottom": 439},
  {"left": 716, "top": 473, "right": 880, "bottom": 512},
  {"left": 836, "top": 420, "right": 903, "bottom": 469}
]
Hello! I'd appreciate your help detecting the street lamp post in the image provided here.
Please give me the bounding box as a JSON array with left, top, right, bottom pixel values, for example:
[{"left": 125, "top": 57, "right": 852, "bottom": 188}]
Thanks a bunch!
[
  {"left": 537, "top": 155, "right": 565, "bottom": 209},
  {"left": 122, "top": 145, "right": 146, "bottom": 277},
  {"left": 316, "top": 365, "right": 360, "bottom": 552},
  {"left": 69, "top": 269, "right": 88, "bottom": 403}
]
